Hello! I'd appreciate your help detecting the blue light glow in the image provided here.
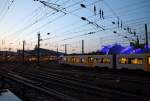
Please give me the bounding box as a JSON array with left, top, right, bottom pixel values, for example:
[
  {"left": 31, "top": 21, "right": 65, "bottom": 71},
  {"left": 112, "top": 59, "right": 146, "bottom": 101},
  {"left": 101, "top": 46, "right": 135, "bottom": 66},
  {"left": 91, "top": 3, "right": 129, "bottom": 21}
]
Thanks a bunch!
[{"left": 100, "top": 44, "right": 150, "bottom": 54}]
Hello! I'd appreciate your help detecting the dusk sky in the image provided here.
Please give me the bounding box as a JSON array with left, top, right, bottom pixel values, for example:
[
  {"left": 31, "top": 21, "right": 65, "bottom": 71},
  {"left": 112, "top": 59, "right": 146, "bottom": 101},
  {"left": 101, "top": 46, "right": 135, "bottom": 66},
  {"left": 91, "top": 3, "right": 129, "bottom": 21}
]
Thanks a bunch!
[{"left": 0, "top": 0, "right": 150, "bottom": 53}]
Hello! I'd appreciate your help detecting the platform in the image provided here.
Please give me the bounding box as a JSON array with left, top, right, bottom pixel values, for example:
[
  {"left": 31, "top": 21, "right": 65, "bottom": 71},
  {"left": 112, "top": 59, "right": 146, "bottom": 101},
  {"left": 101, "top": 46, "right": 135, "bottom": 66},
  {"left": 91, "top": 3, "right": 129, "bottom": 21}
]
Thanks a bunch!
[{"left": 0, "top": 89, "right": 21, "bottom": 101}]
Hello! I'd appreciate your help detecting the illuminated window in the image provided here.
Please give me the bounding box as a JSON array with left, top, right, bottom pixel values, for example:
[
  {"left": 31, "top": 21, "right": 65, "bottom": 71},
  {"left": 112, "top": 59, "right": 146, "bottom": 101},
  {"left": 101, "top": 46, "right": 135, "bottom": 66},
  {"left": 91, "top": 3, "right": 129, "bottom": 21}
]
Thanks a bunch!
[
  {"left": 119, "top": 58, "right": 128, "bottom": 64},
  {"left": 102, "top": 58, "right": 110, "bottom": 63},
  {"left": 63, "top": 57, "right": 68, "bottom": 62},
  {"left": 63, "top": 57, "right": 66, "bottom": 61},
  {"left": 131, "top": 58, "right": 142, "bottom": 64},
  {"left": 88, "top": 57, "right": 94, "bottom": 63},
  {"left": 71, "top": 57, "right": 76, "bottom": 62},
  {"left": 80, "top": 58, "right": 85, "bottom": 63},
  {"left": 96, "top": 58, "right": 101, "bottom": 63},
  {"left": 148, "top": 57, "right": 150, "bottom": 64}
]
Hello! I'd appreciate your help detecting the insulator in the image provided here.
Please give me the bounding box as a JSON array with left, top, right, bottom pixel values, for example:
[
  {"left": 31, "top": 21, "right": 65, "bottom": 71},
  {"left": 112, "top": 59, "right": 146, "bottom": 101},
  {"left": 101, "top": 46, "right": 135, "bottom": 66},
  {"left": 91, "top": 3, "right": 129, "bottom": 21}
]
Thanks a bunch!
[
  {"left": 80, "top": 4, "right": 86, "bottom": 8},
  {"left": 113, "top": 31, "right": 117, "bottom": 33},
  {"left": 127, "top": 26, "right": 129, "bottom": 32},
  {"left": 112, "top": 21, "right": 115, "bottom": 24},
  {"left": 99, "top": 8, "right": 101, "bottom": 18},
  {"left": 94, "top": 5, "right": 96, "bottom": 15},
  {"left": 129, "top": 28, "right": 132, "bottom": 33},
  {"left": 102, "top": 10, "right": 104, "bottom": 19},
  {"left": 133, "top": 31, "right": 136, "bottom": 36},
  {"left": 124, "top": 36, "right": 128, "bottom": 38},
  {"left": 121, "top": 21, "right": 122, "bottom": 29},
  {"left": 81, "top": 17, "right": 86, "bottom": 20},
  {"left": 117, "top": 20, "right": 119, "bottom": 28}
]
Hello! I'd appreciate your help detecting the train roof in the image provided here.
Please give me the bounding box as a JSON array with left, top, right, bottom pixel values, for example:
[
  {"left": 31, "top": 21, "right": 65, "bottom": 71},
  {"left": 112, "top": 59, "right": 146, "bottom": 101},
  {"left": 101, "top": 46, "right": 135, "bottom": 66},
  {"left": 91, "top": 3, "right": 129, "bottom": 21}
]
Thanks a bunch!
[{"left": 62, "top": 53, "right": 150, "bottom": 57}]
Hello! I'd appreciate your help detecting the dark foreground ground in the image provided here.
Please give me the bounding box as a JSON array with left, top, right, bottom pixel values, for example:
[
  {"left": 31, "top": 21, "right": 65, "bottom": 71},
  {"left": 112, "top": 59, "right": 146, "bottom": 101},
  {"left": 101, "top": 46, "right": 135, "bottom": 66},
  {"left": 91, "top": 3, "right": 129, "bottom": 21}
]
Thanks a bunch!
[{"left": 0, "top": 62, "right": 150, "bottom": 101}]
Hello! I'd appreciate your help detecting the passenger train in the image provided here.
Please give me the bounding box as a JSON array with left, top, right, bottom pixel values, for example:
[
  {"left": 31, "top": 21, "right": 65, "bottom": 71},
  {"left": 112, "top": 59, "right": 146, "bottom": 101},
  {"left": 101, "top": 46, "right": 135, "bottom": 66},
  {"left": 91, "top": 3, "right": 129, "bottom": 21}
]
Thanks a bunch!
[
  {"left": 0, "top": 55, "right": 58, "bottom": 63},
  {"left": 1, "top": 53, "right": 150, "bottom": 72},
  {"left": 59, "top": 54, "right": 150, "bottom": 72}
]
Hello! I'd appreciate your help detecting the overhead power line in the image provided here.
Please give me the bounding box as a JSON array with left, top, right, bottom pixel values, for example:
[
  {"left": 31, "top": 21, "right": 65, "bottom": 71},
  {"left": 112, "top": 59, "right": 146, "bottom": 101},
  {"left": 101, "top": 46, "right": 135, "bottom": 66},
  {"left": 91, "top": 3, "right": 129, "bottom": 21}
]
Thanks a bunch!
[{"left": 34, "top": 0, "right": 67, "bottom": 14}]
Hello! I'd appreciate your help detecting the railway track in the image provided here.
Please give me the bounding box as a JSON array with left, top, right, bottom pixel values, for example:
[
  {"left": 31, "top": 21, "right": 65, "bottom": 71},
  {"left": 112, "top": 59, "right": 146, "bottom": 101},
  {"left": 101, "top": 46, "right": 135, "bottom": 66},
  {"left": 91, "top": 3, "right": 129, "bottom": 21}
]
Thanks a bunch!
[
  {"left": 46, "top": 68, "right": 150, "bottom": 85},
  {"left": 0, "top": 68, "right": 79, "bottom": 101},
  {"left": 36, "top": 67, "right": 150, "bottom": 97},
  {"left": 1, "top": 63, "right": 150, "bottom": 101},
  {"left": 14, "top": 68, "right": 150, "bottom": 101},
  {"left": 16, "top": 67, "right": 150, "bottom": 90},
  {"left": 2, "top": 62, "right": 150, "bottom": 87}
]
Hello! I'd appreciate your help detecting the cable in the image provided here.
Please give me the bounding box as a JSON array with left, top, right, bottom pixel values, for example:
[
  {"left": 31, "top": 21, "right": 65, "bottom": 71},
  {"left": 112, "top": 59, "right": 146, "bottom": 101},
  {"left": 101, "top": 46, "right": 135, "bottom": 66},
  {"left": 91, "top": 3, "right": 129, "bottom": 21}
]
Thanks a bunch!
[
  {"left": 8, "top": 0, "right": 82, "bottom": 41},
  {"left": 2, "top": 6, "right": 44, "bottom": 39},
  {"left": 0, "top": 0, "right": 15, "bottom": 24},
  {"left": 15, "top": 0, "right": 99, "bottom": 42},
  {"left": 2, "top": 0, "right": 150, "bottom": 52}
]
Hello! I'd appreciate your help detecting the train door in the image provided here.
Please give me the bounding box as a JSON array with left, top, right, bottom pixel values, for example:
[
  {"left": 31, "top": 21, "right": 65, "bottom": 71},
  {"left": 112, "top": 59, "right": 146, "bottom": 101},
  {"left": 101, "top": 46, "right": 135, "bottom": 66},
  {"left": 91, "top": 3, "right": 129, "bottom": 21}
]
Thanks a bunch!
[
  {"left": 143, "top": 54, "right": 150, "bottom": 72},
  {"left": 113, "top": 54, "right": 116, "bottom": 70},
  {"left": 145, "top": 56, "right": 150, "bottom": 72}
]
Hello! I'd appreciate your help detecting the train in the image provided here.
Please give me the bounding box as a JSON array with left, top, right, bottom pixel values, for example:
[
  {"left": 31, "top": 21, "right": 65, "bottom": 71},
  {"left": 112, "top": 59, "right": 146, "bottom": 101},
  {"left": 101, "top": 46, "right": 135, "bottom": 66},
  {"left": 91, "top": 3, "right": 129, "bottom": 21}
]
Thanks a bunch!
[
  {"left": 0, "top": 55, "right": 58, "bottom": 63},
  {"left": 1, "top": 53, "right": 150, "bottom": 72},
  {"left": 59, "top": 54, "right": 150, "bottom": 72}
]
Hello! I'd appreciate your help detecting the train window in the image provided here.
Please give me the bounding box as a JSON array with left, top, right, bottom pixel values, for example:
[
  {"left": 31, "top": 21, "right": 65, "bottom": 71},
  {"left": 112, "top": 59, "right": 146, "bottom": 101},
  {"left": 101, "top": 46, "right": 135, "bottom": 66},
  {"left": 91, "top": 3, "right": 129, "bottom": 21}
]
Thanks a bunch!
[
  {"left": 63, "top": 57, "right": 68, "bottom": 62},
  {"left": 119, "top": 58, "right": 128, "bottom": 64},
  {"left": 80, "top": 58, "right": 85, "bottom": 63},
  {"left": 102, "top": 58, "right": 110, "bottom": 63},
  {"left": 148, "top": 57, "right": 150, "bottom": 64},
  {"left": 71, "top": 57, "right": 76, "bottom": 62},
  {"left": 131, "top": 58, "right": 142, "bottom": 64},
  {"left": 95, "top": 58, "right": 101, "bottom": 63},
  {"left": 88, "top": 57, "right": 94, "bottom": 63},
  {"left": 63, "top": 57, "right": 66, "bottom": 61}
]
